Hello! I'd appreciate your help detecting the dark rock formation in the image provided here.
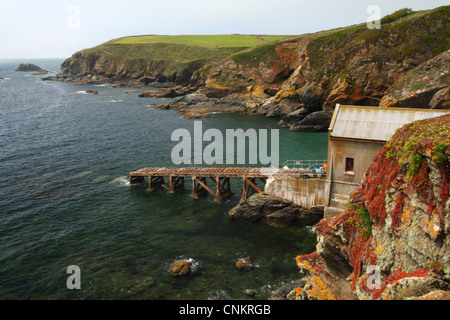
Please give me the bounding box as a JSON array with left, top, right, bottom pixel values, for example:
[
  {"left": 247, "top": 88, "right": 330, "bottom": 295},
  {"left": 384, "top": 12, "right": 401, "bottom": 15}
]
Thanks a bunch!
[
  {"left": 289, "top": 111, "right": 333, "bottom": 132},
  {"left": 16, "top": 63, "right": 43, "bottom": 72},
  {"left": 228, "top": 193, "right": 323, "bottom": 228}
]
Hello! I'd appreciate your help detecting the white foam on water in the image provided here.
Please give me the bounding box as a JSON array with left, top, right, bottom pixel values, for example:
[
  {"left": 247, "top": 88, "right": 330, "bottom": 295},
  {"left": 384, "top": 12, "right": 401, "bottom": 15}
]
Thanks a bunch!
[
  {"left": 109, "top": 176, "right": 127, "bottom": 185},
  {"left": 76, "top": 91, "right": 88, "bottom": 94},
  {"left": 118, "top": 178, "right": 130, "bottom": 187}
]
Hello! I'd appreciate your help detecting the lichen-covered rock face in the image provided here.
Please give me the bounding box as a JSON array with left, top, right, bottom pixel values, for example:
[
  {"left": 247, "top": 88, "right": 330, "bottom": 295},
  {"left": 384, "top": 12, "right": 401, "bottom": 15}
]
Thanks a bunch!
[{"left": 293, "top": 114, "right": 450, "bottom": 300}]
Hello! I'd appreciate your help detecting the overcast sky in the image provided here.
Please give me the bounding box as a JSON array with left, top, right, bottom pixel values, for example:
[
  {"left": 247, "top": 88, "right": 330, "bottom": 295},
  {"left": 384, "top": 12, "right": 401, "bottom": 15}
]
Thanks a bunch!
[{"left": 0, "top": 0, "right": 447, "bottom": 59}]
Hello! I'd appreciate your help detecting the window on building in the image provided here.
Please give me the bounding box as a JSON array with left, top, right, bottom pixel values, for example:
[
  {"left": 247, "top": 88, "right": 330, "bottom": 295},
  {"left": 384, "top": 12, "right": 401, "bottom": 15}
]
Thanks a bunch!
[{"left": 345, "top": 157, "right": 354, "bottom": 173}]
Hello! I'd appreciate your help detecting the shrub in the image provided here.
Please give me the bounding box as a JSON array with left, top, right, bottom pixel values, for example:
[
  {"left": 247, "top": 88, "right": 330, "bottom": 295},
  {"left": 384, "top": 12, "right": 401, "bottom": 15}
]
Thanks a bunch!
[{"left": 381, "top": 8, "right": 413, "bottom": 24}]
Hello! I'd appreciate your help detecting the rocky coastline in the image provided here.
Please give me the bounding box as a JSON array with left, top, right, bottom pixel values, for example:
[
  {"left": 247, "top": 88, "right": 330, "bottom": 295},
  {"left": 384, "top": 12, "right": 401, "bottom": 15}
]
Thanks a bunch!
[
  {"left": 44, "top": 6, "right": 449, "bottom": 133},
  {"left": 41, "top": 6, "right": 450, "bottom": 300}
]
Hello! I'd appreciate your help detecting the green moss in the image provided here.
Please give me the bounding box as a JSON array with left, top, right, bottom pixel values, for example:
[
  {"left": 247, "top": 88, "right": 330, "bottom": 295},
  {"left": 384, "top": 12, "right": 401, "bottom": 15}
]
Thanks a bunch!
[
  {"left": 407, "top": 153, "right": 424, "bottom": 179},
  {"left": 348, "top": 204, "right": 372, "bottom": 238},
  {"left": 385, "top": 114, "right": 450, "bottom": 180}
]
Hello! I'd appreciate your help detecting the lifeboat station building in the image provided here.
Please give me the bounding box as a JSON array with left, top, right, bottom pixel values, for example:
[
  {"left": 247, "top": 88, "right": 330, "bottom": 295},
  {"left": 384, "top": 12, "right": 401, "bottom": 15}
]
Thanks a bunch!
[{"left": 324, "top": 105, "right": 450, "bottom": 217}]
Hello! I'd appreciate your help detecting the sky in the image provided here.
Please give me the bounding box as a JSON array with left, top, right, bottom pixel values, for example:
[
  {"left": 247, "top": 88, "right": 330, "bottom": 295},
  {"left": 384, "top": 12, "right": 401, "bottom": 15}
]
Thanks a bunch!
[{"left": 0, "top": 0, "right": 447, "bottom": 59}]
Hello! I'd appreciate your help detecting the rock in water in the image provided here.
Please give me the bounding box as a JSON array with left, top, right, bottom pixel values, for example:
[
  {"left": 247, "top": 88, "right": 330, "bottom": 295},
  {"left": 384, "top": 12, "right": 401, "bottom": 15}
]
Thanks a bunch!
[
  {"left": 229, "top": 193, "right": 323, "bottom": 228},
  {"left": 15, "top": 63, "right": 43, "bottom": 72},
  {"left": 168, "top": 259, "right": 198, "bottom": 276},
  {"left": 236, "top": 257, "right": 253, "bottom": 270}
]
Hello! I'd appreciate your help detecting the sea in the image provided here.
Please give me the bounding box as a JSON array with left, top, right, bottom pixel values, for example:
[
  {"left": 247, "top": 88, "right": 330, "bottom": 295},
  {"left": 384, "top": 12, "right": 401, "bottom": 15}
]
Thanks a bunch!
[{"left": 0, "top": 59, "right": 328, "bottom": 300}]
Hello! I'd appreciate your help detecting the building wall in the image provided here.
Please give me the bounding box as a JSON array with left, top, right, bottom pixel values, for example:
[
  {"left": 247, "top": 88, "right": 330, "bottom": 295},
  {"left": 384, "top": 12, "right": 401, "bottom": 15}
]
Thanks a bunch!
[
  {"left": 265, "top": 177, "right": 326, "bottom": 209},
  {"left": 325, "top": 137, "right": 384, "bottom": 215}
]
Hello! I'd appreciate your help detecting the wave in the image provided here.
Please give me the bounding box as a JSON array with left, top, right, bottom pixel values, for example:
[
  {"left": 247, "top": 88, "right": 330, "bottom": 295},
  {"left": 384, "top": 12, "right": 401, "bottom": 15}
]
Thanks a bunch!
[
  {"left": 109, "top": 176, "right": 128, "bottom": 185},
  {"left": 76, "top": 170, "right": 93, "bottom": 177},
  {"left": 76, "top": 90, "right": 88, "bottom": 94}
]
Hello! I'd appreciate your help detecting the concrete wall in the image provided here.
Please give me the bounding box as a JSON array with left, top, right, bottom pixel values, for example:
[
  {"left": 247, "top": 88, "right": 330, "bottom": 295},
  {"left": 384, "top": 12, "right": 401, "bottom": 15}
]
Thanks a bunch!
[
  {"left": 265, "top": 176, "right": 326, "bottom": 209},
  {"left": 325, "top": 137, "right": 384, "bottom": 214}
]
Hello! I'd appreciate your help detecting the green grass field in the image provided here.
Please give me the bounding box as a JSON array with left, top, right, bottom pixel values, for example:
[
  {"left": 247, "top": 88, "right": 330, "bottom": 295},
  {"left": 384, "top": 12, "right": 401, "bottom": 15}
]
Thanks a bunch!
[{"left": 112, "top": 34, "right": 290, "bottom": 47}]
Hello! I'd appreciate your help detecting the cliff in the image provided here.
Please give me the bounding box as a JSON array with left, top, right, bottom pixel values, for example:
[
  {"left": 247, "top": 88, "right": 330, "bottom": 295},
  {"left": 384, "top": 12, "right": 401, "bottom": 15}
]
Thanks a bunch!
[
  {"left": 49, "top": 6, "right": 449, "bottom": 131},
  {"left": 197, "top": 6, "right": 449, "bottom": 130},
  {"left": 290, "top": 113, "right": 450, "bottom": 300}
]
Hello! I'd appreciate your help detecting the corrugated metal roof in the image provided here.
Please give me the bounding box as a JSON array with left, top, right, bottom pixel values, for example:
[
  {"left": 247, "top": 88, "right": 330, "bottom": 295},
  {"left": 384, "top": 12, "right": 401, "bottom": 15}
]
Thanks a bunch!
[{"left": 329, "top": 105, "right": 450, "bottom": 142}]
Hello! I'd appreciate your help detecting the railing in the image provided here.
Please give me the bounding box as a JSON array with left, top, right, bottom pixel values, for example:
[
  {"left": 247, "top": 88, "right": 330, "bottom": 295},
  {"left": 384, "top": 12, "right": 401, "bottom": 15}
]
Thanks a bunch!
[
  {"left": 281, "top": 160, "right": 327, "bottom": 170},
  {"left": 278, "top": 160, "right": 328, "bottom": 179}
]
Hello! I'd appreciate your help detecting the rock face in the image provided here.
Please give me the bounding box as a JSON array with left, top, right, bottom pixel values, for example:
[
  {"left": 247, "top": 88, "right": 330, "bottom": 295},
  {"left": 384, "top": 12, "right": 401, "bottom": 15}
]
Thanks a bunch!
[
  {"left": 47, "top": 6, "right": 449, "bottom": 131},
  {"left": 15, "top": 63, "right": 42, "bottom": 72},
  {"left": 228, "top": 193, "right": 323, "bottom": 228},
  {"left": 291, "top": 114, "right": 450, "bottom": 300},
  {"left": 380, "top": 50, "right": 450, "bottom": 109}
]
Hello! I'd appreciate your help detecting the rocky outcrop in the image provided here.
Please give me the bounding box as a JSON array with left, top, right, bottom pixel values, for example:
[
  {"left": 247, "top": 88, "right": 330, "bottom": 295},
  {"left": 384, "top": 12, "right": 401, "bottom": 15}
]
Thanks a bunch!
[
  {"left": 380, "top": 50, "right": 450, "bottom": 109},
  {"left": 198, "top": 6, "right": 449, "bottom": 131},
  {"left": 290, "top": 114, "right": 450, "bottom": 300},
  {"left": 228, "top": 193, "right": 323, "bottom": 228},
  {"left": 49, "top": 6, "right": 449, "bottom": 131},
  {"left": 15, "top": 63, "right": 43, "bottom": 72}
]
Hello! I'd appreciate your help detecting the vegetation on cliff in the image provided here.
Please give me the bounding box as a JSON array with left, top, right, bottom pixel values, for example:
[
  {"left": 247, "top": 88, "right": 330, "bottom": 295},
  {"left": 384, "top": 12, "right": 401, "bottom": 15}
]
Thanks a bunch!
[{"left": 293, "top": 114, "right": 450, "bottom": 300}]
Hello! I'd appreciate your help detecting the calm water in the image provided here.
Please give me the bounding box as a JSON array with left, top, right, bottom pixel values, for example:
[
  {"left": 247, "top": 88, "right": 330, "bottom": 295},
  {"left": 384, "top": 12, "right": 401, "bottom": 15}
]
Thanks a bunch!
[{"left": 0, "top": 59, "right": 328, "bottom": 300}]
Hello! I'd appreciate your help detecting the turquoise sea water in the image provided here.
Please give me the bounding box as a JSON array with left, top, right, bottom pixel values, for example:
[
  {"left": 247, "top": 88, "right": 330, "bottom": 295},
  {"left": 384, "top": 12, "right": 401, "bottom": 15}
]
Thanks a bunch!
[{"left": 0, "top": 59, "right": 328, "bottom": 299}]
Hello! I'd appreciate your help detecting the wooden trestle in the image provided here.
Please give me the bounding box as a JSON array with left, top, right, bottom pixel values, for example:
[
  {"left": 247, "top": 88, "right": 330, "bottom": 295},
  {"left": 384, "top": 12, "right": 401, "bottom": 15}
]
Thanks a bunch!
[{"left": 129, "top": 167, "right": 270, "bottom": 203}]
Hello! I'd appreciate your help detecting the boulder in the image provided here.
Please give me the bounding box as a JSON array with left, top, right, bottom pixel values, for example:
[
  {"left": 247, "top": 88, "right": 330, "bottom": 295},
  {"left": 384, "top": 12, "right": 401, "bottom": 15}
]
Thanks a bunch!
[
  {"left": 429, "top": 87, "right": 450, "bottom": 109},
  {"left": 168, "top": 259, "right": 198, "bottom": 276},
  {"left": 236, "top": 257, "right": 253, "bottom": 270},
  {"left": 289, "top": 111, "right": 333, "bottom": 132},
  {"left": 229, "top": 193, "right": 323, "bottom": 228}
]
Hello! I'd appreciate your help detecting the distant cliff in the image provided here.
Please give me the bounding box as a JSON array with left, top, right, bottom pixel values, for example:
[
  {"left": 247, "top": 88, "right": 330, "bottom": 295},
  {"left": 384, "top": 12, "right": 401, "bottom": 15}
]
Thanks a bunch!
[
  {"left": 49, "top": 5, "right": 450, "bottom": 131},
  {"left": 290, "top": 113, "right": 450, "bottom": 300}
]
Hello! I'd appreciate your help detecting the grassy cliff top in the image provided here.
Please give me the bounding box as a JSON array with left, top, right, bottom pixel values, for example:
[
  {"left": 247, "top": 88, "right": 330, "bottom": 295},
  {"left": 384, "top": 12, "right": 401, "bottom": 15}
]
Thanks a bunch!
[{"left": 111, "top": 34, "right": 291, "bottom": 47}]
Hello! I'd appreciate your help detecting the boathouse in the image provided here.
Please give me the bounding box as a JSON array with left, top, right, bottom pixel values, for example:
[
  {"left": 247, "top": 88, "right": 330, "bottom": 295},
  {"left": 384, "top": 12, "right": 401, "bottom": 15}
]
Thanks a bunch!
[{"left": 324, "top": 104, "right": 450, "bottom": 216}]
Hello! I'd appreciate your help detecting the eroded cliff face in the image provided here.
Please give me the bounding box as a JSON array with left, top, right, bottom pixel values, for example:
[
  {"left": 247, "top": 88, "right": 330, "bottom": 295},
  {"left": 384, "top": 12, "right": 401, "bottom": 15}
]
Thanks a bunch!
[
  {"left": 291, "top": 114, "right": 450, "bottom": 300},
  {"left": 199, "top": 6, "right": 449, "bottom": 131},
  {"left": 50, "top": 6, "right": 449, "bottom": 131},
  {"left": 57, "top": 49, "right": 205, "bottom": 86}
]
